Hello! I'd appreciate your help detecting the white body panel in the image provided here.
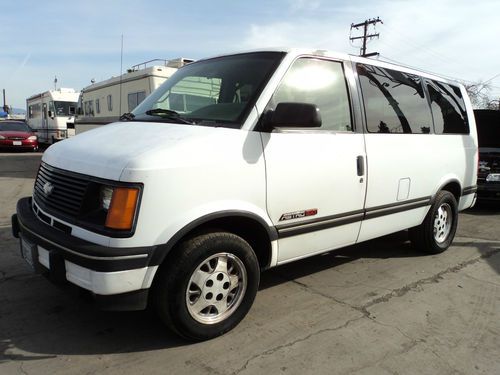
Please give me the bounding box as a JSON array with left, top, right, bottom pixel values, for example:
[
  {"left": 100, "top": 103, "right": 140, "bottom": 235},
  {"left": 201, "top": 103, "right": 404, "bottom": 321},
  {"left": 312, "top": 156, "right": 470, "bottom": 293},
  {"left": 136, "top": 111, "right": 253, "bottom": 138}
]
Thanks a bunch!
[
  {"left": 26, "top": 88, "right": 79, "bottom": 143},
  {"left": 44, "top": 122, "right": 270, "bottom": 249},
  {"left": 262, "top": 131, "right": 366, "bottom": 262}
]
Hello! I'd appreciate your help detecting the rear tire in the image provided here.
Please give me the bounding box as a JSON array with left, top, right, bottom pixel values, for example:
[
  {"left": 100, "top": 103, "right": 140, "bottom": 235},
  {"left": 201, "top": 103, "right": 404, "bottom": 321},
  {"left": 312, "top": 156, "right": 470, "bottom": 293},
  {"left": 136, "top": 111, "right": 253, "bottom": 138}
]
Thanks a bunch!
[
  {"left": 410, "top": 190, "right": 458, "bottom": 254},
  {"left": 154, "top": 232, "right": 260, "bottom": 341}
]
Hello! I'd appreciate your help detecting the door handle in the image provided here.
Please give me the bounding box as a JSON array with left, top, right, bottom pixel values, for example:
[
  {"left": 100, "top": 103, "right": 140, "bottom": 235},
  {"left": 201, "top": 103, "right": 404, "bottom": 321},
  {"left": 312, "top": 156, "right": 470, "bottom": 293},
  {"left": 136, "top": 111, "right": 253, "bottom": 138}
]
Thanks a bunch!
[{"left": 357, "top": 156, "right": 365, "bottom": 176}]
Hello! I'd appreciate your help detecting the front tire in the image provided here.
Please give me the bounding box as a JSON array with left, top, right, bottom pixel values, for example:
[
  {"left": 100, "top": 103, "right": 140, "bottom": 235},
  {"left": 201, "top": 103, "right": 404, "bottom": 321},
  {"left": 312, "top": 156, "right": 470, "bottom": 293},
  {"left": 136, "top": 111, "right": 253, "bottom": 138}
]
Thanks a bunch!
[
  {"left": 154, "top": 232, "right": 260, "bottom": 341},
  {"left": 410, "top": 190, "right": 458, "bottom": 254}
]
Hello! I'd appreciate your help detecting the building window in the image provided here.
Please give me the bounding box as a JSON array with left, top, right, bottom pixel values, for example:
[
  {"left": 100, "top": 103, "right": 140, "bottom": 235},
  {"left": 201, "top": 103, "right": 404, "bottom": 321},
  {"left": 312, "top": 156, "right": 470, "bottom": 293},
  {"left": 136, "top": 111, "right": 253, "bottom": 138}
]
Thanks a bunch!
[
  {"left": 128, "top": 91, "right": 146, "bottom": 112},
  {"left": 107, "top": 95, "right": 112, "bottom": 111},
  {"left": 84, "top": 100, "right": 94, "bottom": 117}
]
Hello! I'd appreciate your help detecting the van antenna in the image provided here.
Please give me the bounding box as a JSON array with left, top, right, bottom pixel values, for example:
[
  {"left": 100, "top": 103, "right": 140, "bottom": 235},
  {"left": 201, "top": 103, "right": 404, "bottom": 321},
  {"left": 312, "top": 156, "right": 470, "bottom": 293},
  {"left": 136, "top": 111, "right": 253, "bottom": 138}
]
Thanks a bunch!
[{"left": 119, "top": 34, "right": 124, "bottom": 117}]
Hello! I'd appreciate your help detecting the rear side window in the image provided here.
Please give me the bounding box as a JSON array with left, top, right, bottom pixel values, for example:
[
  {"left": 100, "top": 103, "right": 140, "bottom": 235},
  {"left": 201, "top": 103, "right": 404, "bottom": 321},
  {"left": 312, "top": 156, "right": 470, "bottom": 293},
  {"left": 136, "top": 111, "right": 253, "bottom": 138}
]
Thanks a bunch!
[
  {"left": 357, "top": 64, "right": 433, "bottom": 134},
  {"left": 425, "top": 80, "right": 469, "bottom": 134},
  {"left": 269, "top": 58, "right": 353, "bottom": 131}
]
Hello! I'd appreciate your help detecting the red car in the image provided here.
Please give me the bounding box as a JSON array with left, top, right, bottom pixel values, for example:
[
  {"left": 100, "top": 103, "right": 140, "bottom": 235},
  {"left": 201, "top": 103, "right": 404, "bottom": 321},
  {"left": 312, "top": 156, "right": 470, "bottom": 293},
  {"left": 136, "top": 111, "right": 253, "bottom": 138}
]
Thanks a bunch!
[{"left": 0, "top": 121, "right": 39, "bottom": 152}]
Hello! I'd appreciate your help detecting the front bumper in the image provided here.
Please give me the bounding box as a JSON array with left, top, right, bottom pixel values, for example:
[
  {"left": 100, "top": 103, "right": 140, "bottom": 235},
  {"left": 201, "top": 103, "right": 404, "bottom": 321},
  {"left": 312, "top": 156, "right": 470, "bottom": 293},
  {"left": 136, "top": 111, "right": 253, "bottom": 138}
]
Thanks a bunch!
[{"left": 13, "top": 197, "right": 158, "bottom": 309}]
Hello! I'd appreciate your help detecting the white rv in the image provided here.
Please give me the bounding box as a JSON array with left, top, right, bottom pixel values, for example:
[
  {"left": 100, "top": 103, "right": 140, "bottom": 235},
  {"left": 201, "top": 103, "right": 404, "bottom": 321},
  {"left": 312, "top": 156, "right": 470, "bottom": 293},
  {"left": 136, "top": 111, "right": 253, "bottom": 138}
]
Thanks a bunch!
[
  {"left": 76, "top": 58, "right": 193, "bottom": 134},
  {"left": 26, "top": 89, "right": 79, "bottom": 143}
]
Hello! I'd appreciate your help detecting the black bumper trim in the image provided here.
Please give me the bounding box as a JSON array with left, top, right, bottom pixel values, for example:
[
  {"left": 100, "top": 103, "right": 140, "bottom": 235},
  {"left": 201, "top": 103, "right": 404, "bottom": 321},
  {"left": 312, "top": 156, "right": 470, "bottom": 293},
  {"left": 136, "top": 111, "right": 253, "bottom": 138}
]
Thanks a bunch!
[{"left": 15, "top": 197, "right": 156, "bottom": 272}]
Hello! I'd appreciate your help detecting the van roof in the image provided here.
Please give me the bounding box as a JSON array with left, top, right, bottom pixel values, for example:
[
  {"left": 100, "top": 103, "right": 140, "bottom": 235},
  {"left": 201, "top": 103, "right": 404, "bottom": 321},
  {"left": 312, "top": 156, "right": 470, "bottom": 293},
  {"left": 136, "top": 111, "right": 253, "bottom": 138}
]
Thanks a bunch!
[{"left": 196, "top": 48, "right": 462, "bottom": 87}]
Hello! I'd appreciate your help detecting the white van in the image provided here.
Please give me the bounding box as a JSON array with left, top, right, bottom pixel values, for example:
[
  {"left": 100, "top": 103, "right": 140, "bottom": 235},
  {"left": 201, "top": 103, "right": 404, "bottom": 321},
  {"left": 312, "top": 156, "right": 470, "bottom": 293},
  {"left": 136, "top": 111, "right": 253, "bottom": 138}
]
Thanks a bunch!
[{"left": 13, "top": 49, "right": 478, "bottom": 341}]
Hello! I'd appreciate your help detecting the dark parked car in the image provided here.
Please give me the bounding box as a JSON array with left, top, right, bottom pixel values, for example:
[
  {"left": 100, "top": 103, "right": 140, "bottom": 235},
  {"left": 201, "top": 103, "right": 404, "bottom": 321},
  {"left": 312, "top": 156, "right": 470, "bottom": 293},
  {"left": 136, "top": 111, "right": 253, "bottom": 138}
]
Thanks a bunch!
[
  {"left": 474, "top": 109, "right": 500, "bottom": 200},
  {"left": 0, "top": 121, "right": 39, "bottom": 152}
]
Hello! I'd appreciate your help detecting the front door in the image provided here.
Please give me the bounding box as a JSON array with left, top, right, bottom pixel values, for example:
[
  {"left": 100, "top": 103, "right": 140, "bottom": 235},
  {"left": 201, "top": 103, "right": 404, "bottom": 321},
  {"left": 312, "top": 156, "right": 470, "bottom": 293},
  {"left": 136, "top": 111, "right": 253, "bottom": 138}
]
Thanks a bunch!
[{"left": 262, "top": 57, "right": 367, "bottom": 263}]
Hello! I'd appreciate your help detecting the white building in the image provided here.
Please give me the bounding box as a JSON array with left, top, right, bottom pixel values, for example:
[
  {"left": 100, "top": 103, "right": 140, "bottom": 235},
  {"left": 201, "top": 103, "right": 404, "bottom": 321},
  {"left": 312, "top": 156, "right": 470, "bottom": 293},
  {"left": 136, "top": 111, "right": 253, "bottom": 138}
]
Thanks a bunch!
[{"left": 76, "top": 58, "right": 193, "bottom": 134}]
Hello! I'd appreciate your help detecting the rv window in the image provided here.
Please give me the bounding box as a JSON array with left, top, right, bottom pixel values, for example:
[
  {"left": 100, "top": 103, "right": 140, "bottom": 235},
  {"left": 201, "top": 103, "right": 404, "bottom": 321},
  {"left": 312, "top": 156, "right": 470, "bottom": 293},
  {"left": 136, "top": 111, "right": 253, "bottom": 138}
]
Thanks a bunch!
[
  {"left": 357, "top": 64, "right": 433, "bottom": 134},
  {"left": 268, "top": 58, "right": 352, "bottom": 131},
  {"left": 425, "top": 80, "right": 469, "bottom": 134},
  {"left": 96, "top": 99, "right": 100, "bottom": 114}
]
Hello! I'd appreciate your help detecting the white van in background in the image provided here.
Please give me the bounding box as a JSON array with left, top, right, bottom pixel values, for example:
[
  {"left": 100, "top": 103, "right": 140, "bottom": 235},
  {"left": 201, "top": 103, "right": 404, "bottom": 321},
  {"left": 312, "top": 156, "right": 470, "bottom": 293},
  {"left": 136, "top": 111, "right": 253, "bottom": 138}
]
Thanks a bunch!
[
  {"left": 13, "top": 48, "right": 478, "bottom": 341},
  {"left": 26, "top": 88, "right": 79, "bottom": 143}
]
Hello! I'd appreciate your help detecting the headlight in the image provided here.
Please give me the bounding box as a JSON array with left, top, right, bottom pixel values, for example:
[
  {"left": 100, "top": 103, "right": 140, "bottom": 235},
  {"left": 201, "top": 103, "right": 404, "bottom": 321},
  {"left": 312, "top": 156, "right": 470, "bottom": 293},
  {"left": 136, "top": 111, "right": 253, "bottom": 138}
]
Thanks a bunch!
[
  {"left": 0, "top": 135, "right": 5, "bottom": 140},
  {"left": 99, "top": 185, "right": 114, "bottom": 210},
  {"left": 99, "top": 185, "right": 140, "bottom": 230},
  {"left": 486, "top": 173, "right": 500, "bottom": 182},
  {"left": 27, "top": 135, "right": 37, "bottom": 141}
]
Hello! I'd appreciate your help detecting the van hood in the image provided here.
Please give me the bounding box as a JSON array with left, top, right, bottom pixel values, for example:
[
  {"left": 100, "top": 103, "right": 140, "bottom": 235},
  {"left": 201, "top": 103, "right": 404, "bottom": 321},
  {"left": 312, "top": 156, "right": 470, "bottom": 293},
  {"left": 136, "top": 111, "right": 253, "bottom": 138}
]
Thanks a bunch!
[{"left": 42, "top": 121, "right": 245, "bottom": 181}]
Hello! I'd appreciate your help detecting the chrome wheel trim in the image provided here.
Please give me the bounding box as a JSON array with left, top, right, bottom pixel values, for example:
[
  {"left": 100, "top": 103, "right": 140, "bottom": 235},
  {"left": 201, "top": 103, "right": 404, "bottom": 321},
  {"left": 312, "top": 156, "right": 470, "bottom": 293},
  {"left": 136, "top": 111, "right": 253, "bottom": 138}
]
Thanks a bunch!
[
  {"left": 186, "top": 252, "right": 247, "bottom": 325},
  {"left": 433, "top": 203, "right": 452, "bottom": 244}
]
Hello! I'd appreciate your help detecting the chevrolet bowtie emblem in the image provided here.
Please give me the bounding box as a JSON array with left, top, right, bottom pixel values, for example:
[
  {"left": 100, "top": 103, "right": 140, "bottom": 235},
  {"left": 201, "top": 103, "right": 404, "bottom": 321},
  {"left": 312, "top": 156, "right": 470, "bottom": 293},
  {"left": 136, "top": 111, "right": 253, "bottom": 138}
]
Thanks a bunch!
[{"left": 43, "top": 182, "right": 54, "bottom": 196}]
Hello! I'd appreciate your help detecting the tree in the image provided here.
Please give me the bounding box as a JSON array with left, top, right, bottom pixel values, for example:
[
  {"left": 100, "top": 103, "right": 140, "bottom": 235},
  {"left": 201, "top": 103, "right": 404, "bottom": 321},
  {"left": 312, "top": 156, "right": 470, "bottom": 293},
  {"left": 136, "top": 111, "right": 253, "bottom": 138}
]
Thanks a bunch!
[{"left": 464, "top": 81, "right": 491, "bottom": 109}]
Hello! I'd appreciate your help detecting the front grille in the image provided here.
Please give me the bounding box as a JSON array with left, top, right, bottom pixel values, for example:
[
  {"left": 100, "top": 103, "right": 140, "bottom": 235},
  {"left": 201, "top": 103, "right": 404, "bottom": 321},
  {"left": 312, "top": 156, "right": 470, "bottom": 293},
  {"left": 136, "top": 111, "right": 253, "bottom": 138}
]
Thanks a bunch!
[
  {"left": 8, "top": 136, "right": 25, "bottom": 140},
  {"left": 33, "top": 163, "right": 89, "bottom": 218}
]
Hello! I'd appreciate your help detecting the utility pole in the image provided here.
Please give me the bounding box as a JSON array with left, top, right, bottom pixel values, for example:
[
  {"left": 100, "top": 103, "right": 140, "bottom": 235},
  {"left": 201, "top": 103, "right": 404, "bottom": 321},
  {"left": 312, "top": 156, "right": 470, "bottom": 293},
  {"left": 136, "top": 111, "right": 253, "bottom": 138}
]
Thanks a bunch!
[
  {"left": 350, "top": 17, "right": 383, "bottom": 57},
  {"left": 2, "top": 89, "right": 9, "bottom": 113}
]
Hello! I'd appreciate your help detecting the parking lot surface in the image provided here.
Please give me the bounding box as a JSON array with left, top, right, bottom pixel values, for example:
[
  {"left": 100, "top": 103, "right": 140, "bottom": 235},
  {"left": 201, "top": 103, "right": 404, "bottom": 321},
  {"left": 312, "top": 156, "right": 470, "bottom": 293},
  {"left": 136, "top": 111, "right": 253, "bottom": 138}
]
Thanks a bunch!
[{"left": 1, "top": 152, "right": 499, "bottom": 375}]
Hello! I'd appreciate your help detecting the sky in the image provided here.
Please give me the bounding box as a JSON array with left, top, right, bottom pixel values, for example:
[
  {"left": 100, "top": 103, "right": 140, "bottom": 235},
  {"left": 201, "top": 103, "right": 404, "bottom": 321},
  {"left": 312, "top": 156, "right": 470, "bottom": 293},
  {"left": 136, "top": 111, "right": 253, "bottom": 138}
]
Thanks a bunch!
[{"left": 1, "top": 0, "right": 499, "bottom": 110}]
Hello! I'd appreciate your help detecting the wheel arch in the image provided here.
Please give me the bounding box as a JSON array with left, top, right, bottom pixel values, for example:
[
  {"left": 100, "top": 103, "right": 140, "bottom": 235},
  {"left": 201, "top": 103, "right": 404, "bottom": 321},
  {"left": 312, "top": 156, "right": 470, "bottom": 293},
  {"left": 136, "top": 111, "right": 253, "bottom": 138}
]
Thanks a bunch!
[
  {"left": 434, "top": 179, "right": 462, "bottom": 204},
  {"left": 150, "top": 211, "right": 277, "bottom": 272}
]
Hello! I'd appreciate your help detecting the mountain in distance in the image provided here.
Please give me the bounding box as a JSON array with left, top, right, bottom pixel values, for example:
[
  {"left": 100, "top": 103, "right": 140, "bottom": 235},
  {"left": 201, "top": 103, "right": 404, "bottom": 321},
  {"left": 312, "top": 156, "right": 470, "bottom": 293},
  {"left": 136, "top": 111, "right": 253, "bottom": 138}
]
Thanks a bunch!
[{"left": 11, "top": 108, "right": 26, "bottom": 114}]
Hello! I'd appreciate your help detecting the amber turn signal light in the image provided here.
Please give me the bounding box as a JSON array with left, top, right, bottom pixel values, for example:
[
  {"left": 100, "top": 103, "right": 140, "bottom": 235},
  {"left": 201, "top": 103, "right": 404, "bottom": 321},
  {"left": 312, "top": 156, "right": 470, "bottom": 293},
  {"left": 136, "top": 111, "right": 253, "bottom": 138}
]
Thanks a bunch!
[{"left": 105, "top": 187, "right": 139, "bottom": 230}]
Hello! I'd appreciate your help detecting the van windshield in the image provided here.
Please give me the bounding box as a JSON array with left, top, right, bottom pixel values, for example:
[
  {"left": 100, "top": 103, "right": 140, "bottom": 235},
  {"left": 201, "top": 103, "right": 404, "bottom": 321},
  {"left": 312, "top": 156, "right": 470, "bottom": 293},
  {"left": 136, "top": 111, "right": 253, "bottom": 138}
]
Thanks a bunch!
[
  {"left": 131, "top": 52, "right": 285, "bottom": 128},
  {"left": 54, "top": 101, "right": 77, "bottom": 116}
]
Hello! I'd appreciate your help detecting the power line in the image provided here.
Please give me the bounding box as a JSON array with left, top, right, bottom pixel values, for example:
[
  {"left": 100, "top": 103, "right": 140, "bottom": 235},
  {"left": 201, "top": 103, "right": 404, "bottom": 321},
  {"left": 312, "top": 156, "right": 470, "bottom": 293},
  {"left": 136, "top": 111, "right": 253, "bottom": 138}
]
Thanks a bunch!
[{"left": 350, "top": 17, "right": 383, "bottom": 57}]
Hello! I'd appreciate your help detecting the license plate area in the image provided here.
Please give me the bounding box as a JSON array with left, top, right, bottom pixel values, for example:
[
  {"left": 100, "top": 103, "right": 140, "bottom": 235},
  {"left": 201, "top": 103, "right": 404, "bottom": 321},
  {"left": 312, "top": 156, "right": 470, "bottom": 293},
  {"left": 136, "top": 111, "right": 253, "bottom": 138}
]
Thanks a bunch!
[
  {"left": 20, "top": 235, "right": 41, "bottom": 272},
  {"left": 13, "top": 141, "right": 22, "bottom": 146}
]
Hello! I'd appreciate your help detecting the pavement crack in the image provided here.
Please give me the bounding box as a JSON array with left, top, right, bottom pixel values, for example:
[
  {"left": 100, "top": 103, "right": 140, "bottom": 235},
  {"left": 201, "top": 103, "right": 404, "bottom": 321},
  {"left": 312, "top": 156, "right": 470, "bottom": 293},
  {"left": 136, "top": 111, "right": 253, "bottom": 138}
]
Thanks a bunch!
[
  {"left": 233, "top": 315, "right": 364, "bottom": 375},
  {"left": 363, "top": 247, "right": 500, "bottom": 310},
  {"left": 20, "top": 362, "right": 28, "bottom": 375},
  {"left": 289, "top": 278, "right": 371, "bottom": 317}
]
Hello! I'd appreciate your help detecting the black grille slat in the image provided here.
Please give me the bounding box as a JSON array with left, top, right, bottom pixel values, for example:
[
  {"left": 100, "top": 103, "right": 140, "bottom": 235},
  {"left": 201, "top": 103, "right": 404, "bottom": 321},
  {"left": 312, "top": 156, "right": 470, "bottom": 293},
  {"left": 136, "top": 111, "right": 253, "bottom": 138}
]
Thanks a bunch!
[
  {"left": 34, "top": 185, "right": 82, "bottom": 210},
  {"left": 38, "top": 168, "right": 87, "bottom": 189},
  {"left": 33, "top": 162, "right": 91, "bottom": 219},
  {"left": 35, "top": 180, "right": 85, "bottom": 201}
]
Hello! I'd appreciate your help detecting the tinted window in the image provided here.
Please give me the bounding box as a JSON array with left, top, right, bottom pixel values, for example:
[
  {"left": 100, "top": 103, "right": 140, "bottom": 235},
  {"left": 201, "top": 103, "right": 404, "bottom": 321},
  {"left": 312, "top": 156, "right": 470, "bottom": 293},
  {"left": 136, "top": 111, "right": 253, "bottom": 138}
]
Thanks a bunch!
[
  {"left": 269, "top": 58, "right": 352, "bottom": 131},
  {"left": 425, "top": 80, "right": 469, "bottom": 134},
  {"left": 474, "top": 110, "right": 500, "bottom": 147},
  {"left": 357, "top": 64, "right": 433, "bottom": 134}
]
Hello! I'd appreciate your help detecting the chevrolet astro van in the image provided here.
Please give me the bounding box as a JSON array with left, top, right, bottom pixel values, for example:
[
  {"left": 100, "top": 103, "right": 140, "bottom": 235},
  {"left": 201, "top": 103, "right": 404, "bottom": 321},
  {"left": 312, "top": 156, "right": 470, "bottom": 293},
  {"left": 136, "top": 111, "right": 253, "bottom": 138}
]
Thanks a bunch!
[{"left": 12, "top": 49, "right": 478, "bottom": 340}]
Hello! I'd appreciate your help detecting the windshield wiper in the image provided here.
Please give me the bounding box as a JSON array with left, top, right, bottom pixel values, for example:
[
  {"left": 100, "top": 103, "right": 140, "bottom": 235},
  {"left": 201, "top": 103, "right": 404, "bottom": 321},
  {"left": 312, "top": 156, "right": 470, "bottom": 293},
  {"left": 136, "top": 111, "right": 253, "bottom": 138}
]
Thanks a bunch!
[
  {"left": 145, "top": 108, "right": 194, "bottom": 124},
  {"left": 119, "top": 112, "right": 136, "bottom": 121}
]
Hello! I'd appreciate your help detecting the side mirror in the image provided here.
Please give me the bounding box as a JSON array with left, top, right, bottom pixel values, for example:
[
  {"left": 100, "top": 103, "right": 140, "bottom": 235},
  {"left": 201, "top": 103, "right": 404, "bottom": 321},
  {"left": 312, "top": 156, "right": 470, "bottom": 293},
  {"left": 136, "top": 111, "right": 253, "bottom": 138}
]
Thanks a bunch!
[
  {"left": 265, "top": 102, "right": 321, "bottom": 129},
  {"left": 48, "top": 110, "right": 54, "bottom": 118}
]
